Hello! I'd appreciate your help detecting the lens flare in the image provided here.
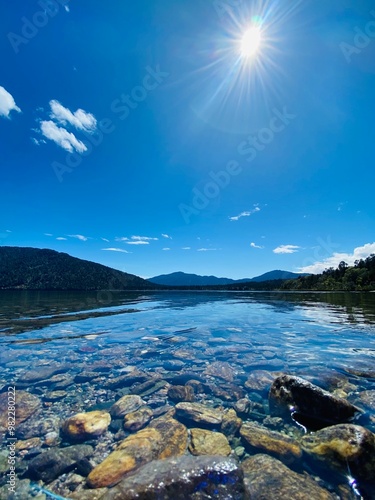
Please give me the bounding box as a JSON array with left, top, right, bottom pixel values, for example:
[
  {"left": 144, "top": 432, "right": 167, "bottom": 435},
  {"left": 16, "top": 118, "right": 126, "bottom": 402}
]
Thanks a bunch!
[{"left": 240, "top": 26, "right": 262, "bottom": 58}]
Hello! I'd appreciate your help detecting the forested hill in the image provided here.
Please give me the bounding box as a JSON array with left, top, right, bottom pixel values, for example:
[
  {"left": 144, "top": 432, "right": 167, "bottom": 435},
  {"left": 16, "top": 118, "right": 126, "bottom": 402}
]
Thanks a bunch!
[
  {"left": 0, "top": 247, "right": 157, "bottom": 290},
  {"left": 280, "top": 255, "right": 375, "bottom": 291}
]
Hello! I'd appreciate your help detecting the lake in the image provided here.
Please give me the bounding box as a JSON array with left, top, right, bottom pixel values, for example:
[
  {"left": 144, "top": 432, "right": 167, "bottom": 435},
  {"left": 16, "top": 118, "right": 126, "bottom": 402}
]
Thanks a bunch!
[{"left": 1, "top": 290, "right": 375, "bottom": 498}]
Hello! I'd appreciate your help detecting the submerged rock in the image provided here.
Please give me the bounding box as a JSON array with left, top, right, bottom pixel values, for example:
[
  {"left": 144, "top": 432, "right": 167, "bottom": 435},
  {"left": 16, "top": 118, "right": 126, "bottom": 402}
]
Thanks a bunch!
[
  {"left": 123, "top": 406, "right": 153, "bottom": 432},
  {"left": 87, "top": 415, "right": 187, "bottom": 488},
  {"left": 104, "top": 455, "right": 248, "bottom": 499},
  {"left": 16, "top": 414, "right": 60, "bottom": 439},
  {"left": 240, "top": 421, "right": 302, "bottom": 460},
  {"left": 62, "top": 411, "right": 111, "bottom": 440},
  {"left": 109, "top": 395, "right": 144, "bottom": 418},
  {"left": 301, "top": 424, "right": 375, "bottom": 482},
  {"left": 189, "top": 428, "right": 231, "bottom": 456},
  {"left": 269, "top": 375, "right": 360, "bottom": 427},
  {"left": 167, "top": 384, "right": 194, "bottom": 402},
  {"left": 205, "top": 361, "right": 236, "bottom": 382},
  {"left": 0, "top": 391, "right": 41, "bottom": 431},
  {"left": 175, "top": 402, "right": 223, "bottom": 426},
  {"left": 245, "top": 370, "right": 276, "bottom": 391},
  {"left": 242, "top": 454, "right": 335, "bottom": 499},
  {"left": 27, "top": 444, "right": 93, "bottom": 483},
  {"left": 220, "top": 409, "right": 242, "bottom": 438}
]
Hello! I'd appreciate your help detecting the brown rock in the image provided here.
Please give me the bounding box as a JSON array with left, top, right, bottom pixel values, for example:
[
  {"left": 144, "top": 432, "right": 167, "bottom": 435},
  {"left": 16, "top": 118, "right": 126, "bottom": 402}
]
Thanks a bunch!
[
  {"left": 175, "top": 402, "right": 223, "bottom": 426},
  {"left": 167, "top": 385, "right": 194, "bottom": 402},
  {"left": 109, "top": 395, "right": 144, "bottom": 418},
  {"left": 123, "top": 406, "right": 153, "bottom": 432},
  {"left": 221, "top": 409, "right": 242, "bottom": 438},
  {"left": 62, "top": 411, "right": 111, "bottom": 440},
  {"left": 269, "top": 375, "right": 360, "bottom": 427},
  {"left": 0, "top": 391, "right": 40, "bottom": 431},
  {"left": 240, "top": 421, "right": 302, "bottom": 460},
  {"left": 205, "top": 361, "right": 236, "bottom": 382},
  {"left": 189, "top": 428, "right": 231, "bottom": 456},
  {"left": 242, "top": 454, "right": 335, "bottom": 499},
  {"left": 301, "top": 424, "right": 375, "bottom": 481},
  {"left": 245, "top": 370, "right": 276, "bottom": 391}
]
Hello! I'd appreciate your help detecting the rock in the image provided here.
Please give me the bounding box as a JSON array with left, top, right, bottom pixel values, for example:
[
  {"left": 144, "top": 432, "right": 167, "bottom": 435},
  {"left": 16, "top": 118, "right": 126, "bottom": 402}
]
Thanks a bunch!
[
  {"left": 245, "top": 370, "right": 276, "bottom": 391},
  {"left": 44, "top": 390, "right": 67, "bottom": 401},
  {"left": 209, "top": 383, "right": 245, "bottom": 402},
  {"left": 123, "top": 406, "right": 153, "bottom": 432},
  {"left": 103, "top": 455, "right": 248, "bottom": 499},
  {"left": 189, "top": 428, "right": 231, "bottom": 456},
  {"left": 175, "top": 402, "right": 223, "bottom": 426},
  {"left": 205, "top": 361, "right": 236, "bottom": 382},
  {"left": 87, "top": 415, "right": 188, "bottom": 488},
  {"left": 0, "top": 391, "right": 41, "bottom": 431},
  {"left": 240, "top": 421, "right": 302, "bottom": 460},
  {"left": 74, "top": 371, "right": 99, "bottom": 383},
  {"left": 130, "top": 379, "right": 167, "bottom": 397},
  {"left": 17, "top": 365, "right": 65, "bottom": 384},
  {"left": 110, "top": 395, "right": 144, "bottom": 418},
  {"left": 167, "top": 384, "right": 195, "bottom": 402},
  {"left": 220, "top": 409, "right": 242, "bottom": 438},
  {"left": 104, "top": 370, "right": 149, "bottom": 390},
  {"left": 234, "top": 398, "right": 251, "bottom": 415},
  {"left": 269, "top": 375, "right": 360, "bottom": 428},
  {"left": 15, "top": 437, "right": 42, "bottom": 450},
  {"left": 355, "top": 390, "right": 375, "bottom": 411},
  {"left": 301, "top": 424, "right": 375, "bottom": 482},
  {"left": 27, "top": 444, "right": 93, "bottom": 483},
  {"left": 16, "top": 414, "right": 60, "bottom": 439},
  {"left": 242, "top": 454, "right": 335, "bottom": 499},
  {"left": 62, "top": 411, "right": 111, "bottom": 440},
  {"left": 162, "top": 360, "right": 185, "bottom": 371}
]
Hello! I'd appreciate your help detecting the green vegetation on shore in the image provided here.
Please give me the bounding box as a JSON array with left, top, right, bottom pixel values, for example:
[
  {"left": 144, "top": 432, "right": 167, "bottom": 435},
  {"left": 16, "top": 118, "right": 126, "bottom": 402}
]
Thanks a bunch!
[{"left": 280, "top": 255, "right": 375, "bottom": 292}]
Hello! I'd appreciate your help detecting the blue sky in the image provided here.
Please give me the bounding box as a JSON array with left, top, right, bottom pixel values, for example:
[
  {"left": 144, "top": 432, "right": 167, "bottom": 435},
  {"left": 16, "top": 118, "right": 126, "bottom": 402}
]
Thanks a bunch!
[{"left": 1, "top": 0, "right": 374, "bottom": 279}]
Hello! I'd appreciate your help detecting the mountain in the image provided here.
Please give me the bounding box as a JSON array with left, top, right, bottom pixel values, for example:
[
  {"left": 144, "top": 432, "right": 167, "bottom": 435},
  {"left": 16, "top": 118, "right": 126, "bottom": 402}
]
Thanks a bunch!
[
  {"left": 0, "top": 247, "right": 157, "bottom": 290},
  {"left": 148, "top": 270, "right": 308, "bottom": 286}
]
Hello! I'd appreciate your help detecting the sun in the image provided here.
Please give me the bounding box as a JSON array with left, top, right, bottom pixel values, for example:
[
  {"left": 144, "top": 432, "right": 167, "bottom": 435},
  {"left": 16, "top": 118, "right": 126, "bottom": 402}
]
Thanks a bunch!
[{"left": 240, "top": 25, "right": 262, "bottom": 59}]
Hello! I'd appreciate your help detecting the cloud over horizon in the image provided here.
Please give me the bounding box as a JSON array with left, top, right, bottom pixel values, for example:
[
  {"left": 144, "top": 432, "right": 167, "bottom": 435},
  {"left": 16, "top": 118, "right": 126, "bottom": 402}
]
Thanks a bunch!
[{"left": 102, "top": 248, "right": 131, "bottom": 253}]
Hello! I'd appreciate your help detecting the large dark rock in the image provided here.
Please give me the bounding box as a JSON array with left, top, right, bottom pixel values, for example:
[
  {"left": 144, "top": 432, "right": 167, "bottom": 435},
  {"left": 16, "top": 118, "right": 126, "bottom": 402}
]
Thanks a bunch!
[
  {"left": 242, "top": 454, "right": 335, "bottom": 499},
  {"left": 104, "top": 455, "right": 249, "bottom": 499},
  {"left": 27, "top": 445, "right": 93, "bottom": 483},
  {"left": 269, "top": 375, "right": 360, "bottom": 428}
]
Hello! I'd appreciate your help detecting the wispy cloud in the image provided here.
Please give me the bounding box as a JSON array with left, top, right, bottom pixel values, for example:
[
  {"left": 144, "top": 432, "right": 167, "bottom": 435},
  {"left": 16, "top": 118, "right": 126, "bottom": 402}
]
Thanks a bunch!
[
  {"left": 273, "top": 245, "right": 300, "bottom": 254},
  {"left": 299, "top": 242, "right": 375, "bottom": 274},
  {"left": 101, "top": 237, "right": 110, "bottom": 242},
  {"left": 44, "top": 233, "right": 53, "bottom": 237},
  {"left": 162, "top": 248, "right": 171, "bottom": 251},
  {"left": 250, "top": 242, "right": 264, "bottom": 249},
  {"left": 0, "top": 86, "right": 21, "bottom": 118},
  {"left": 40, "top": 121, "right": 87, "bottom": 153},
  {"left": 197, "top": 248, "right": 217, "bottom": 252},
  {"left": 49, "top": 100, "right": 97, "bottom": 133},
  {"left": 131, "top": 236, "right": 159, "bottom": 241},
  {"left": 102, "top": 248, "right": 131, "bottom": 253},
  {"left": 162, "top": 234, "right": 172, "bottom": 239},
  {"left": 127, "top": 241, "right": 149, "bottom": 245},
  {"left": 229, "top": 206, "right": 260, "bottom": 221},
  {"left": 182, "top": 247, "right": 191, "bottom": 250},
  {"left": 68, "top": 234, "right": 89, "bottom": 242},
  {"left": 115, "top": 237, "right": 129, "bottom": 242},
  {"left": 56, "top": 237, "right": 67, "bottom": 241}
]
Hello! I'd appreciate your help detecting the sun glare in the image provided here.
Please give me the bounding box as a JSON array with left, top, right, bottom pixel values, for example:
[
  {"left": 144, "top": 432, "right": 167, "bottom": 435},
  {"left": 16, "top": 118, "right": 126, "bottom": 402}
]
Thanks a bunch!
[{"left": 240, "top": 25, "right": 262, "bottom": 58}]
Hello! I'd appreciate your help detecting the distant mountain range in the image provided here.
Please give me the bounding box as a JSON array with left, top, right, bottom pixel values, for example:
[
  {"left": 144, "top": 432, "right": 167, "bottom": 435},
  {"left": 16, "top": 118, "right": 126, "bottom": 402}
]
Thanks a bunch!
[
  {"left": 148, "top": 270, "right": 308, "bottom": 287},
  {"left": 0, "top": 247, "right": 156, "bottom": 290}
]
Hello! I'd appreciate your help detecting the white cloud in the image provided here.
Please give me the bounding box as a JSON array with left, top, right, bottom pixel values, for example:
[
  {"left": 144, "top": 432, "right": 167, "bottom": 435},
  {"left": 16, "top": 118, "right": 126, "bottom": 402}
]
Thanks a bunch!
[
  {"left": 31, "top": 137, "right": 46, "bottom": 146},
  {"left": 69, "top": 234, "right": 89, "bottom": 241},
  {"left": 182, "top": 247, "right": 191, "bottom": 250},
  {"left": 44, "top": 233, "right": 53, "bottom": 237},
  {"left": 250, "top": 242, "right": 264, "bottom": 249},
  {"left": 56, "top": 237, "right": 67, "bottom": 241},
  {"left": 102, "top": 248, "right": 131, "bottom": 253},
  {"left": 127, "top": 241, "right": 149, "bottom": 245},
  {"left": 65, "top": 5, "right": 70, "bottom": 12},
  {"left": 40, "top": 120, "right": 87, "bottom": 153},
  {"left": 49, "top": 100, "right": 97, "bottom": 133},
  {"left": 115, "top": 237, "right": 129, "bottom": 242},
  {"left": 229, "top": 206, "right": 260, "bottom": 221},
  {"left": 0, "top": 86, "right": 21, "bottom": 118},
  {"left": 162, "top": 234, "right": 172, "bottom": 239},
  {"left": 273, "top": 245, "right": 300, "bottom": 254},
  {"left": 162, "top": 248, "right": 171, "bottom": 251},
  {"left": 198, "top": 248, "right": 217, "bottom": 252},
  {"left": 131, "top": 236, "right": 158, "bottom": 241},
  {"left": 101, "top": 237, "right": 110, "bottom": 242},
  {"left": 299, "top": 242, "right": 375, "bottom": 274}
]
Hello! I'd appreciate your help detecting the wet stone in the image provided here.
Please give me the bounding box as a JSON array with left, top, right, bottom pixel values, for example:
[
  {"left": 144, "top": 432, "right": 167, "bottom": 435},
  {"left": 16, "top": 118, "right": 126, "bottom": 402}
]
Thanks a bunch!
[
  {"left": 301, "top": 424, "right": 375, "bottom": 482},
  {"left": 130, "top": 379, "right": 167, "bottom": 397},
  {"left": 167, "top": 384, "right": 195, "bottom": 402},
  {"left": 355, "top": 390, "right": 375, "bottom": 411},
  {"left": 104, "top": 455, "right": 248, "bottom": 500},
  {"left": 17, "top": 365, "right": 66, "bottom": 384},
  {"left": 15, "top": 437, "right": 42, "bottom": 450},
  {"left": 189, "top": 428, "right": 231, "bottom": 456},
  {"left": 44, "top": 390, "right": 67, "bottom": 401},
  {"left": 123, "top": 406, "right": 153, "bottom": 432},
  {"left": 175, "top": 402, "right": 223, "bottom": 426},
  {"left": 27, "top": 444, "right": 93, "bottom": 483},
  {"left": 240, "top": 421, "right": 302, "bottom": 460},
  {"left": 104, "top": 370, "right": 149, "bottom": 390},
  {"left": 16, "top": 414, "right": 60, "bottom": 439},
  {"left": 162, "top": 359, "right": 185, "bottom": 371},
  {"left": 242, "top": 454, "right": 335, "bottom": 499},
  {"left": 0, "top": 390, "right": 41, "bottom": 431},
  {"left": 205, "top": 361, "right": 236, "bottom": 382},
  {"left": 62, "top": 410, "right": 111, "bottom": 441},
  {"left": 220, "top": 409, "right": 242, "bottom": 438},
  {"left": 245, "top": 370, "right": 276, "bottom": 391},
  {"left": 74, "top": 371, "right": 99, "bottom": 383},
  {"left": 234, "top": 398, "right": 251, "bottom": 415},
  {"left": 109, "top": 395, "right": 144, "bottom": 418},
  {"left": 269, "top": 375, "right": 360, "bottom": 428}
]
